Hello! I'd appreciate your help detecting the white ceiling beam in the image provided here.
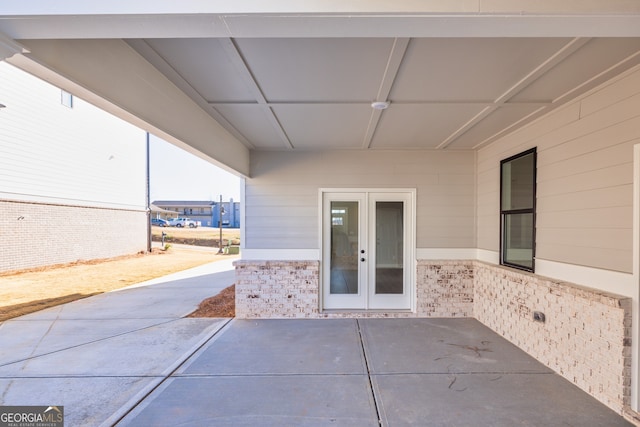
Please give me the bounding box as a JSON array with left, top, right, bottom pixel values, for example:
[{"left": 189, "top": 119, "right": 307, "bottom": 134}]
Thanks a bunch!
[
  {"left": 438, "top": 37, "right": 590, "bottom": 149},
  {"left": 436, "top": 106, "right": 495, "bottom": 150},
  {"left": 553, "top": 50, "right": 640, "bottom": 105},
  {"left": 362, "top": 38, "right": 410, "bottom": 149},
  {"left": 0, "top": 31, "right": 27, "bottom": 60},
  {"left": 493, "top": 38, "right": 592, "bottom": 105},
  {"left": 217, "top": 38, "right": 293, "bottom": 149},
  {"left": 126, "top": 39, "right": 255, "bottom": 150},
  {"left": 209, "top": 101, "right": 549, "bottom": 107},
  {"left": 2, "top": 0, "right": 640, "bottom": 16},
  {"left": 2, "top": 8, "right": 640, "bottom": 39}
]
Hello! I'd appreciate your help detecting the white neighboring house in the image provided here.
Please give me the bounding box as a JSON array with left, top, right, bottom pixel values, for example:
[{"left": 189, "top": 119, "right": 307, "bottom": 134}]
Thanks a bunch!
[{"left": 0, "top": 62, "right": 147, "bottom": 272}]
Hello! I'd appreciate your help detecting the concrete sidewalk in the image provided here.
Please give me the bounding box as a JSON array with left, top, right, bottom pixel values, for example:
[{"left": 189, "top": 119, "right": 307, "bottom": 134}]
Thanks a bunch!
[
  {"left": 0, "top": 259, "right": 235, "bottom": 427},
  {"left": 0, "top": 259, "right": 633, "bottom": 426}
]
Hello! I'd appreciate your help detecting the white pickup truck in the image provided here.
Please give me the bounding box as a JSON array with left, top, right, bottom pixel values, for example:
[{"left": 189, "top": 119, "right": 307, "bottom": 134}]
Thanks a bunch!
[{"left": 168, "top": 217, "right": 200, "bottom": 228}]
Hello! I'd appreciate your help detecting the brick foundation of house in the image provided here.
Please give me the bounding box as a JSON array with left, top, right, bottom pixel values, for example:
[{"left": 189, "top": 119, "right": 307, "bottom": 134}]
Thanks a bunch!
[{"left": 234, "top": 258, "right": 632, "bottom": 414}]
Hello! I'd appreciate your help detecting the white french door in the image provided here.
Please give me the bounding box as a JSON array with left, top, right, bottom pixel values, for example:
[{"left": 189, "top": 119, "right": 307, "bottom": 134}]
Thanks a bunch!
[{"left": 322, "top": 190, "right": 414, "bottom": 310}]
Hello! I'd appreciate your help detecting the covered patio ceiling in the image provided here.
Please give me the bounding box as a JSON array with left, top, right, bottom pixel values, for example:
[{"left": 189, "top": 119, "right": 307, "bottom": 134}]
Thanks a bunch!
[
  {"left": 1, "top": 1, "right": 640, "bottom": 176},
  {"left": 131, "top": 36, "right": 640, "bottom": 151}
]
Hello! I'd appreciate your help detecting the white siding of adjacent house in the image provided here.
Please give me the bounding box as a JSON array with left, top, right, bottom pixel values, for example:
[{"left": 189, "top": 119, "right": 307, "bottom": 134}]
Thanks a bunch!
[
  {"left": 245, "top": 149, "right": 476, "bottom": 252},
  {"left": 0, "top": 62, "right": 146, "bottom": 209},
  {"left": 0, "top": 62, "right": 148, "bottom": 272},
  {"left": 477, "top": 64, "right": 640, "bottom": 275}
]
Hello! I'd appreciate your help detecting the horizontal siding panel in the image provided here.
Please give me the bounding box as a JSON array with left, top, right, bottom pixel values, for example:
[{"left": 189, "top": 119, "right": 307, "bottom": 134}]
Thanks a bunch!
[
  {"left": 245, "top": 226, "right": 318, "bottom": 238},
  {"left": 536, "top": 243, "right": 631, "bottom": 273},
  {"left": 581, "top": 68, "right": 640, "bottom": 117},
  {"left": 535, "top": 93, "right": 640, "bottom": 153},
  {"left": 537, "top": 227, "right": 631, "bottom": 251},
  {"left": 418, "top": 184, "right": 475, "bottom": 197},
  {"left": 245, "top": 185, "right": 318, "bottom": 197},
  {"left": 246, "top": 236, "right": 317, "bottom": 250},
  {"left": 537, "top": 163, "right": 631, "bottom": 197},
  {"left": 245, "top": 216, "right": 317, "bottom": 228},
  {"left": 246, "top": 150, "right": 476, "bottom": 249},
  {"left": 245, "top": 195, "right": 318, "bottom": 208},
  {"left": 537, "top": 206, "right": 631, "bottom": 229},
  {"left": 417, "top": 216, "right": 475, "bottom": 232},
  {"left": 477, "top": 216, "right": 499, "bottom": 251},
  {"left": 537, "top": 185, "right": 631, "bottom": 212},
  {"left": 537, "top": 118, "right": 640, "bottom": 169},
  {"left": 418, "top": 236, "right": 475, "bottom": 248},
  {"left": 476, "top": 202, "right": 498, "bottom": 218},
  {"left": 419, "top": 199, "right": 475, "bottom": 211},
  {"left": 538, "top": 138, "right": 637, "bottom": 182},
  {"left": 477, "top": 103, "right": 581, "bottom": 171},
  {"left": 246, "top": 206, "right": 317, "bottom": 218}
]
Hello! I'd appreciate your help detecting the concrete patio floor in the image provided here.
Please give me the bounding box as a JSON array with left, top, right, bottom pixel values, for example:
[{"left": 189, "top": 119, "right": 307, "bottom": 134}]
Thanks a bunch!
[{"left": 0, "top": 259, "right": 633, "bottom": 426}]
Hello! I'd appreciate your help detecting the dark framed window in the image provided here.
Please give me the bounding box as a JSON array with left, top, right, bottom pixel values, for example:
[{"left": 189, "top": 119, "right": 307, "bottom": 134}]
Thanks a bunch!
[{"left": 500, "top": 148, "right": 536, "bottom": 272}]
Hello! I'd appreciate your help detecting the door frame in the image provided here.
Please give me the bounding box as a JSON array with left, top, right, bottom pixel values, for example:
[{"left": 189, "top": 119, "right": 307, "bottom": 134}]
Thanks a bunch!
[{"left": 319, "top": 188, "right": 416, "bottom": 312}]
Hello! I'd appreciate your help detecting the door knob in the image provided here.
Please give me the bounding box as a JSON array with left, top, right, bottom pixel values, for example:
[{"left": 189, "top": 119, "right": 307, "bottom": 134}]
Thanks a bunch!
[
  {"left": 360, "top": 249, "right": 365, "bottom": 254},
  {"left": 361, "top": 258, "right": 366, "bottom": 262}
]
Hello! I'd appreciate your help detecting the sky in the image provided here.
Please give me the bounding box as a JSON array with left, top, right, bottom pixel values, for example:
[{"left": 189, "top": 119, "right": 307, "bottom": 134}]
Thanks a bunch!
[{"left": 148, "top": 134, "right": 241, "bottom": 203}]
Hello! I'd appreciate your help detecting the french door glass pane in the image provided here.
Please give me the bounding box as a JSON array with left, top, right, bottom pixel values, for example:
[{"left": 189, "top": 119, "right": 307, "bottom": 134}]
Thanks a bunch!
[
  {"left": 330, "top": 201, "right": 358, "bottom": 294},
  {"left": 375, "top": 201, "right": 403, "bottom": 294}
]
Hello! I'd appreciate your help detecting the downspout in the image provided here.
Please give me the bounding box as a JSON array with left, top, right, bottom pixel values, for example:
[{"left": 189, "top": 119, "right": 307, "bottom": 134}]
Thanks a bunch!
[{"left": 146, "top": 132, "right": 152, "bottom": 253}]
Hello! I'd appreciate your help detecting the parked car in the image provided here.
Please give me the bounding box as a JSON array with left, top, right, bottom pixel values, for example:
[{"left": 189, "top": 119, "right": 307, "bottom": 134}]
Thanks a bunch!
[
  {"left": 168, "top": 217, "right": 199, "bottom": 228},
  {"left": 151, "top": 218, "right": 169, "bottom": 227}
]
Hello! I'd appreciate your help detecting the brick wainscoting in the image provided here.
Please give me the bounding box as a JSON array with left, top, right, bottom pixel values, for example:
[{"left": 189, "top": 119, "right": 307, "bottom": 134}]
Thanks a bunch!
[
  {"left": 474, "top": 261, "right": 632, "bottom": 413},
  {"left": 234, "top": 260, "right": 320, "bottom": 318},
  {"left": 416, "top": 260, "right": 474, "bottom": 317},
  {"left": 234, "top": 259, "right": 632, "bottom": 413}
]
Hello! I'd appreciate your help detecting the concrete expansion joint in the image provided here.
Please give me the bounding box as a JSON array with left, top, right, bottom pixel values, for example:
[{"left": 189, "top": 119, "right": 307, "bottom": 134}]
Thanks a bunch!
[
  {"left": 108, "top": 317, "right": 233, "bottom": 426},
  {"left": 355, "top": 318, "right": 383, "bottom": 427},
  {"left": 0, "top": 318, "right": 181, "bottom": 369}
]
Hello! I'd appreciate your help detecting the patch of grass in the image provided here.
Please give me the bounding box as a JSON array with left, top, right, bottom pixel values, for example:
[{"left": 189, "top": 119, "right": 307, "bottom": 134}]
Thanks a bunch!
[{"left": 0, "top": 293, "right": 100, "bottom": 322}]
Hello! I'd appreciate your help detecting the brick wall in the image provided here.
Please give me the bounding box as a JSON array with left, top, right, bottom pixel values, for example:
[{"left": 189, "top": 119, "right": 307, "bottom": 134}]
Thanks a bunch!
[
  {"left": 234, "top": 258, "right": 631, "bottom": 413},
  {"left": 0, "top": 200, "right": 148, "bottom": 272},
  {"left": 474, "top": 261, "right": 631, "bottom": 413},
  {"left": 416, "top": 260, "right": 474, "bottom": 317},
  {"left": 234, "top": 260, "right": 320, "bottom": 318}
]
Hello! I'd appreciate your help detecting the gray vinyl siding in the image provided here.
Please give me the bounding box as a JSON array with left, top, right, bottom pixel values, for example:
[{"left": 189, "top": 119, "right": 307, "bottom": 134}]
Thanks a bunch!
[
  {"left": 477, "top": 65, "right": 640, "bottom": 273},
  {"left": 246, "top": 150, "right": 476, "bottom": 250},
  {"left": 0, "top": 62, "right": 146, "bottom": 209}
]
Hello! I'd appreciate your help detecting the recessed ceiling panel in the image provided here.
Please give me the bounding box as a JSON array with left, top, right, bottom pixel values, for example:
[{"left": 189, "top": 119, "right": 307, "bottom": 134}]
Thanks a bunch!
[
  {"left": 273, "top": 104, "right": 372, "bottom": 149},
  {"left": 390, "top": 38, "right": 571, "bottom": 102},
  {"left": 370, "top": 104, "right": 487, "bottom": 149},
  {"left": 511, "top": 38, "right": 640, "bottom": 102},
  {"left": 447, "top": 104, "right": 542, "bottom": 148},
  {"left": 235, "top": 38, "right": 395, "bottom": 102},
  {"left": 145, "top": 38, "right": 256, "bottom": 102},
  {"left": 214, "top": 104, "right": 288, "bottom": 149}
]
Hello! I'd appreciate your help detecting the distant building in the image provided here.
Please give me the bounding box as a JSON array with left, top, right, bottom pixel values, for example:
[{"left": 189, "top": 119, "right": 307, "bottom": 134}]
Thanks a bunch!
[
  {"left": 152, "top": 200, "right": 240, "bottom": 228},
  {"left": 0, "top": 62, "right": 147, "bottom": 273}
]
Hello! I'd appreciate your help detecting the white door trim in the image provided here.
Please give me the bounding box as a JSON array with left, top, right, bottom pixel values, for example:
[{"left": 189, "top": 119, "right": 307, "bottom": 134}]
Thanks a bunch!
[{"left": 319, "top": 188, "right": 416, "bottom": 311}]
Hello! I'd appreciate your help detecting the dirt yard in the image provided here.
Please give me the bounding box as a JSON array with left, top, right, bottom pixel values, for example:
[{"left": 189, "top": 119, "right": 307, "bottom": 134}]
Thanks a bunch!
[
  {"left": 152, "top": 226, "right": 240, "bottom": 247},
  {"left": 0, "top": 246, "right": 238, "bottom": 321}
]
